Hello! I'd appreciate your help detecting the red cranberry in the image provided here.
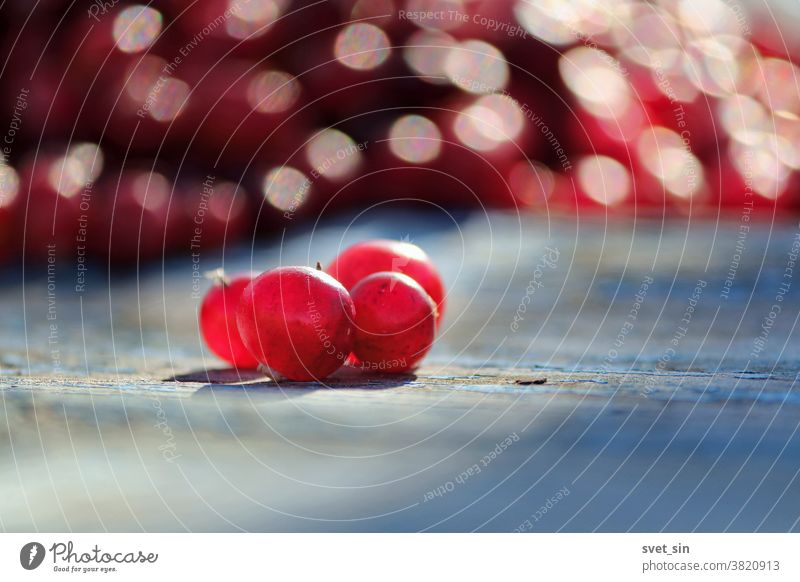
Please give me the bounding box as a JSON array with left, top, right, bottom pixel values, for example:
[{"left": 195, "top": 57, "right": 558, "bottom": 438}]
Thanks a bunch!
[
  {"left": 200, "top": 272, "right": 259, "bottom": 369},
  {"left": 350, "top": 272, "right": 437, "bottom": 373},
  {"left": 326, "top": 239, "right": 445, "bottom": 326},
  {"left": 236, "top": 266, "right": 355, "bottom": 381}
]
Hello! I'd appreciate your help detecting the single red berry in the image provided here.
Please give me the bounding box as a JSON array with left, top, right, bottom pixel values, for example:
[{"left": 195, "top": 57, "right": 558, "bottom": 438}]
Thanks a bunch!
[
  {"left": 350, "top": 272, "right": 437, "bottom": 373},
  {"left": 326, "top": 239, "right": 445, "bottom": 326},
  {"left": 236, "top": 266, "right": 355, "bottom": 381},
  {"left": 200, "top": 272, "right": 259, "bottom": 369}
]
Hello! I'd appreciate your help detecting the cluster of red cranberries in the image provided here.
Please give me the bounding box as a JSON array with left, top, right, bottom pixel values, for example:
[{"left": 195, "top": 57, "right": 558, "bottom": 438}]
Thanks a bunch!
[{"left": 199, "top": 239, "right": 445, "bottom": 381}]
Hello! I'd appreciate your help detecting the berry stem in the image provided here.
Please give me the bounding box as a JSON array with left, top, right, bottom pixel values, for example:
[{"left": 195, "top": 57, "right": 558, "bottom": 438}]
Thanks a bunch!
[{"left": 205, "top": 268, "right": 231, "bottom": 287}]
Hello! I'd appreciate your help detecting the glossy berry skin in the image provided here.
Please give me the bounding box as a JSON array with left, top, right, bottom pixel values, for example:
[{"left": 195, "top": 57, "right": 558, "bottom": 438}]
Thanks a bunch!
[
  {"left": 350, "top": 272, "right": 437, "bottom": 373},
  {"left": 200, "top": 275, "right": 259, "bottom": 369},
  {"left": 236, "top": 266, "right": 355, "bottom": 381},
  {"left": 326, "top": 240, "right": 445, "bottom": 326}
]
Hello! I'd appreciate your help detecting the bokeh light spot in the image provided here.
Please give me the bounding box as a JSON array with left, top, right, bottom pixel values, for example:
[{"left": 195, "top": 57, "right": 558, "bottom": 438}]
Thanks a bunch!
[
  {"left": 263, "top": 167, "right": 311, "bottom": 212},
  {"left": 389, "top": 115, "right": 442, "bottom": 163},
  {"left": 403, "top": 30, "right": 457, "bottom": 84},
  {"left": 454, "top": 94, "right": 524, "bottom": 151},
  {"left": 225, "top": 0, "right": 284, "bottom": 40},
  {"left": 48, "top": 143, "right": 104, "bottom": 198},
  {"left": 334, "top": 24, "right": 391, "bottom": 71},
  {"left": 132, "top": 172, "right": 170, "bottom": 210},
  {"left": 445, "top": 40, "right": 509, "bottom": 94},
  {"left": 0, "top": 164, "right": 20, "bottom": 208},
  {"left": 247, "top": 71, "right": 301, "bottom": 114},
  {"left": 306, "top": 129, "right": 362, "bottom": 180},
  {"left": 113, "top": 5, "right": 162, "bottom": 53},
  {"left": 637, "top": 127, "right": 704, "bottom": 199},
  {"left": 577, "top": 155, "right": 630, "bottom": 205},
  {"left": 509, "top": 161, "right": 557, "bottom": 207},
  {"left": 560, "top": 46, "right": 632, "bottom": 119},
  {"left": 148, "top": 78, "right": 191, "bottom": 122}
]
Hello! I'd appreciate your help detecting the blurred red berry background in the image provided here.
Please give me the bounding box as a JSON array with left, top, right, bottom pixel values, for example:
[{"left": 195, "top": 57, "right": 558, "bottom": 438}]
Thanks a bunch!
[{"left": 1, "top": 0, "right": 798, "bottom": 268}]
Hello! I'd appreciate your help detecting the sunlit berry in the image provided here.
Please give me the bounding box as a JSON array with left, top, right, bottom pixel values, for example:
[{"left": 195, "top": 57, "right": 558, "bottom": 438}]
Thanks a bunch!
[
  {"left": 326, "top": 239, "right": 445, "bottom": 326},
  {"left": 200, "top": 272, "right": 259, "bottom": 369},
  {"left": 350, "top": 272, "right": 437, "bottom": 373}
]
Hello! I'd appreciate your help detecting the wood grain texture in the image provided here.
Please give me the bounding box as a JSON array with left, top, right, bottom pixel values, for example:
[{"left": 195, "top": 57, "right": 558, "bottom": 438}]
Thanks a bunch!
[{"left": 1, "top": 212, "right": 799, "bottom": 531}]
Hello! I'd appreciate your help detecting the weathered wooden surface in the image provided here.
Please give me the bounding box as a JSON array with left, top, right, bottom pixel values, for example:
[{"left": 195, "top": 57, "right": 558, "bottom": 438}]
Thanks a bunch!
[{"left": 1, "top": 211, "right": 799, "bottom": 531}]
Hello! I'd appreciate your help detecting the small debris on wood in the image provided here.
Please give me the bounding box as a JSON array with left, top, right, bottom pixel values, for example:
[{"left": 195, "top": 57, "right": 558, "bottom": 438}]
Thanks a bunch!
[{"left": 515, "top": 378, "right": 547, "bottom": 386}]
